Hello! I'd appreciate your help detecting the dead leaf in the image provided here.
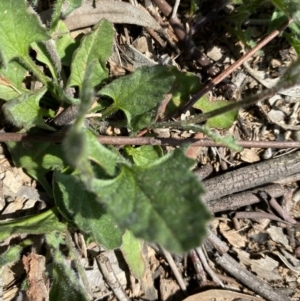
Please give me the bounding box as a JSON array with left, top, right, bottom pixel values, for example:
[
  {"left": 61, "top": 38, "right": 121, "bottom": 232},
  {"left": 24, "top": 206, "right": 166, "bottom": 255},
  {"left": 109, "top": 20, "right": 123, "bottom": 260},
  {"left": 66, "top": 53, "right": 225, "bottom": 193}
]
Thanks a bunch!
[
  {"left": 0, "top": 76, "right": 13, "bottom": 86},
  {"left": 267, "top": 225, "right": 290, "bottom": 249},
  {"left": 235, "top": 249, "right": 281, "bottom": 281},
  {"left": 240, "top": 148, "right": 260, "bottom": 163},
  {"left": 219, "top": 222, "right": 247, "bottom": 248},
  {"left": 160, "top": 277, "right": 183, "bottom": 301},
  {"left": 22, "top": 250, "right": 49, "bottom": 301},
  {"left": 182, "top": 289, "right": 263, "bottom": 301},
  {"left": 141, "top": 246, "right": 159, "bottom": 300},
  {"left": 267, "top": 109, "right": 285, "bottom": 123},
  {"left": 207, "top": 46, "right": 223, "bottom": 62},
  {"left": 41, "top": 1, "right": 162, "bottom": 31}
]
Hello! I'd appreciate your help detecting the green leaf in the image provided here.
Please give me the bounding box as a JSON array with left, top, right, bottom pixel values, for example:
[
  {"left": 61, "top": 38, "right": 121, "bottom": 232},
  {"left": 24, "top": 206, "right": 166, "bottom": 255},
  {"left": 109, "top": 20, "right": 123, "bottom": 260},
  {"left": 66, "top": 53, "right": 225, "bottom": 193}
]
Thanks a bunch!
[
  {"left": 190, "top": 0, "right": 201, "bottom": 16},
  {"left": 0, "top": 208, "right": 66, "bottom": 242},
  {"left": 85, "top": 129, "right": 121, "bottom": 176},
  {"left": 67, "top": 19, "right": 114, "bottom": 89},
  {"left": 167, "top": 70, "right": 203, "bottom": 114},
  {"left": 0, "top": 0, "right": 49, "bottom": 65},
  {"left": 50, "top": 263, "right": 89, "bottom": 301},
  {"left": 270, "top": 0, "right": 300, "bottom": 23},
  {"left": 193, "top": 124, "right": 242, "bottom": 151},
  {"left": 280, "top": 57, "right": 300, "bottom": 83},
  {"left": 98, "top": 65, "right": 175, "bottom": 131},
  {"left": 91, "top": 148, "right": 211, "bottom": 253},
  {"left": 62, "top": 0, "right": 83, "bottom": 17},
  {"left": 3, "top": 89, "right": 55, "bottom": 131},
  {"left": 64, "top": 62, "right": 122, "bottom": 178},
  {"left": 31, "top": 41, "right": 59, "bottom": 80},
  {"left": 0, "top": 61, "right": 29, "bottom": 101},
  {"left": 193, "top": 96, "right": 238, "bottom": 129},
  {"left": 53, "top": 171, "right": 123, "bottom": 250},
  {"left": 121, "top": 230, "right": 145, "bottom": 280},
  {"left": 0, "top": 240, "right": 32, "bottom": 268},
  {"left": 46, "top": 231, "right": 90, "bottom": 301},
  {"left": 54, "top": 21, "right": 78, "bottom": 67},
  {"left": 284, "top": 32, "right": 300, "bottom": 55},
  {"left": 6, "top": 138, "right": 66, "bottom": 196},
  {"left": 124, "top": 145, "right": 163, "bottom": 166},
  {"left": 49, "top": 0, "right": 64, "bottom": 33}
]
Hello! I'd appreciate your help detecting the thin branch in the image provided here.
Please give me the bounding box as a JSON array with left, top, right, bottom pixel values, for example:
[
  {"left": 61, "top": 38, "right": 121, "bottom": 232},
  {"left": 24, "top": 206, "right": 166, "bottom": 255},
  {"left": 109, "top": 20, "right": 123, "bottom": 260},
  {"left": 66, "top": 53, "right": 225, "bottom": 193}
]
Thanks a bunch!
[
  {"left": 215, "top": 253, "right": 291, "bottom": 301},
  {"left": 154, "top": 67, "right": 299, "bottom": 128},
  {"left": 207, "top": 184, "right": 284, "bottom": 213},
  {"left": 159, "top": 246, "right": 187, "bottom": 295},
  {"left": 1, "top": 132, "right": 300, "bottom": 148},
  {"left": 195, "top": 246, "right": 224, "bottom": 287},
  {"left": 176, "top": 18, "right": 293, "bottom": 115},
  {"left": 234, "top": 211, "right": 288, "bottom": 224},
  {"left": 202, "top": 150, "right": 300, "bottom": 202},
  {"left": 95, "top": 253, "right": 130, "bottom": 301},
  {"left": 189, "top": 249, "right": 207, "bottom": 284}
]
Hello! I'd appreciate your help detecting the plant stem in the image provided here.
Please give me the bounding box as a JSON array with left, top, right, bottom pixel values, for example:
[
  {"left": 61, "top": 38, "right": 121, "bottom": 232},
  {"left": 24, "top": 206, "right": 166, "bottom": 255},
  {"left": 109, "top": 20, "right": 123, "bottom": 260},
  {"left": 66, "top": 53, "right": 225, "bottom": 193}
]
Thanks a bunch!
[
  {"left": 151, "top": 67, "right": 300, "bottom": 130},
  {"left": 1, "top": 132, "right": 300, "bottom": 148},
  {"left": 175, "top": 18, "right": 293, "bottom": 115},
  {"left": 99, "top": 105, "right": 119, "bottom": 120},
  {"left": 21, "top": 55, "right": 49, "bottom": 85}
]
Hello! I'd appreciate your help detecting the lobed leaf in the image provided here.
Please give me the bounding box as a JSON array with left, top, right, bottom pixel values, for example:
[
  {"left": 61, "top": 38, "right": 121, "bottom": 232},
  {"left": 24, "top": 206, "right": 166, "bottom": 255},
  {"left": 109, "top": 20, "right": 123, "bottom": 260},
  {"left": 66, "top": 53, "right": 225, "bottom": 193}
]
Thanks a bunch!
[
  {"left": 98, "top": 65, "right": 176, "bottom": 131},
  {"left": 3, "top": 88, "right": 55, "bottom": 131},
  {"left": 91, "top": 148, "right": 211, "bottom": 253},
  {"left": 53, "top": 171, "right": 123, "bottom": 250}
]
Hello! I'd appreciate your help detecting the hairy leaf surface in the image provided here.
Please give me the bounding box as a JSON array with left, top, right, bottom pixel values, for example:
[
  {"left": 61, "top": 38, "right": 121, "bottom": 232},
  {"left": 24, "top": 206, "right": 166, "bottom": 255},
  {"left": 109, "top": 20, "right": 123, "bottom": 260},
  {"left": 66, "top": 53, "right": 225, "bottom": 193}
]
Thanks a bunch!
[
  {"left": 0, "top": 61, "right": 29, "bottom": 101},
  {"left": 54, "top": 171, "right": 123, "bottom": 249},
  {"left": 91, "top": 148, "right": 211, "bottom": 253},
  {"left": 194, "top": 96, "right": 238, "bottom": 129},
  {"left": 3, "top": 89, "right": 55, "bottom": 131},
  {"left": 47, "top": 231, "right": 90, "bottom": 301},
  {"left": 0, "top": 0, "right": 49, "bottom": 64},
  {"left": 121, "top": 230, "right": 145, "bottom": 280},
  {"left": 98, "top": 65, "right": 175, "bottom": 131},
  {"left": 67, "top": 19, "right": 114, "bottom": 89},
  {"left": 0, "top": 209, "right": 66, "bottom": 242},
  {"left": 6, "top": 139, "right": 66, "bottom": 196}
]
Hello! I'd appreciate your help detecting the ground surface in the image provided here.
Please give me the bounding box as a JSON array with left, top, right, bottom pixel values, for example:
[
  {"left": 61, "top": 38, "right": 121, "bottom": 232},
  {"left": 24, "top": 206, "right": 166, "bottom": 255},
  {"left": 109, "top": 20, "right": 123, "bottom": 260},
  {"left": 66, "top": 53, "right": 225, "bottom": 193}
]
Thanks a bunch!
[{"left": 1, "top": 0, "right": 300, "bottom": 300}]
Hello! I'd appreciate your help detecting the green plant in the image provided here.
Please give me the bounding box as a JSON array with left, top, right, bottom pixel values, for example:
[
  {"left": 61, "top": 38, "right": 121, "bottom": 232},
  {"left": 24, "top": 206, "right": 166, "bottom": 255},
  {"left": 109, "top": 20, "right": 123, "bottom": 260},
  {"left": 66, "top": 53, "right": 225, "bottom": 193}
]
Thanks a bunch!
[
  {"left": 0, "top": 0, "right": 214, "bottom": 253},
  {"left": 0, "top": 0, "right": 300, "bottom": 299},
  {"left": 0, "top": 0, "right": 214, "bottom": 276},
  {"left": 225, "top": 0, "right": 300, "bottom": 52}
]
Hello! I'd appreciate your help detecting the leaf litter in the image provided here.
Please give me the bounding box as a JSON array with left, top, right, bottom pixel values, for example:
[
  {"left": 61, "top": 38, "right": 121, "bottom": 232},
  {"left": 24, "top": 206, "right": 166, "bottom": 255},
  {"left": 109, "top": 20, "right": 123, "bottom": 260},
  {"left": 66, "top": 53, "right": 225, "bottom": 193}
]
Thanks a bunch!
[{"left": 1, "top": 0, "right": 300, "bottom": 300}]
